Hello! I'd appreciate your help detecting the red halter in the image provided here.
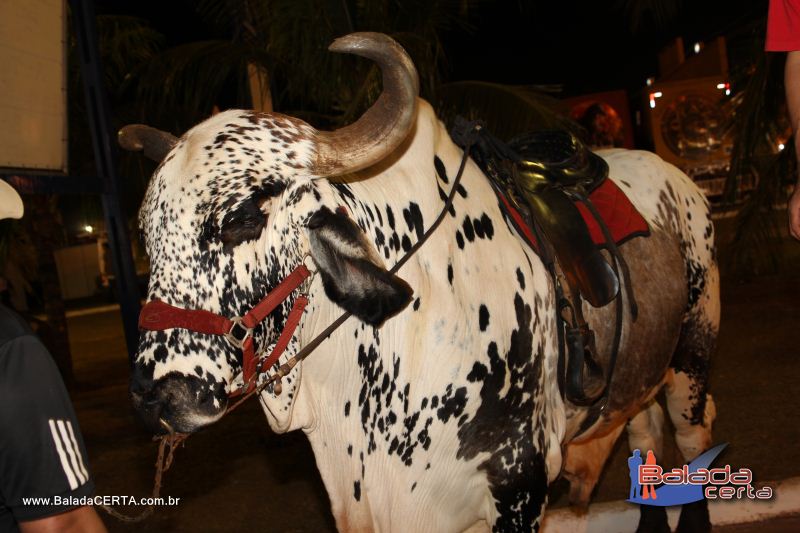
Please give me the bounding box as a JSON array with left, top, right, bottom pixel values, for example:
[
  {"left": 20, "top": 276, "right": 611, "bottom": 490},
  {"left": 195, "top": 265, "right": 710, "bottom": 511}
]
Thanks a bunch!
[{"left": 138, "top": 264, "right": 311, "bottom": 397}]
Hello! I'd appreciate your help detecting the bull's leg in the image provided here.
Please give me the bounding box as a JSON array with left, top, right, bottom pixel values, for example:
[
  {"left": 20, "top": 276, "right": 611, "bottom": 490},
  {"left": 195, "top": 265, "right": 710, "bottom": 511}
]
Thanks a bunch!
[
  {"left": 665, "top": 257, "right": 720, "bottom": 533},
  {"left": 665, "top": 369, "right": 716, "bottom": 468},
  {"left": 627, "top": 401, "right": 670, "bottom": 533},
  {"left": 665, "top": 367, "right": 716, "bottom": 533},
  {"left": 627, "top": 399, "right": 664, "bottom": 459},
  {"left": 562, "top": 422, "right": 626, "bottom": 509}
]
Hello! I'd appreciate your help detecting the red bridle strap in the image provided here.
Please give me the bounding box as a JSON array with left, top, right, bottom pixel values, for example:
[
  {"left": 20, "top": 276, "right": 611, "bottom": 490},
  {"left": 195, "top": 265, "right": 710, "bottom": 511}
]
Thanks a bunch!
[
  {"left": 260, "top": 296, "right": 307, "bottom": 372},
  {"left": 138, "top": 300, "right": 233, "bottom": 335},
  {"left": 139, "top": 264, "right": 311, "bottom": 397},
  {"left": 240, "top": 265, "right": 311, "bottom": 328}
]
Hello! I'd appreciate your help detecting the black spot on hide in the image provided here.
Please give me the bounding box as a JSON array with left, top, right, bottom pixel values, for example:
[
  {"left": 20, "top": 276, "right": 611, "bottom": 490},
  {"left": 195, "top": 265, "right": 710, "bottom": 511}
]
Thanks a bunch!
[
  {"left": 457, "top": 294, "right": 548, "bottom": 532},
  {"left": 479, "top": 305, "right": 490, "bottom": 331}
]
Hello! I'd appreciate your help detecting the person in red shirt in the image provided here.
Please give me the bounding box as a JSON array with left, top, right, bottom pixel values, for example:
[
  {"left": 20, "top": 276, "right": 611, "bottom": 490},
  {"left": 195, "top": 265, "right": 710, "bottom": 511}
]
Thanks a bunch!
[{"left": 767, "top": 0, "right": 800, "bottom": 239}]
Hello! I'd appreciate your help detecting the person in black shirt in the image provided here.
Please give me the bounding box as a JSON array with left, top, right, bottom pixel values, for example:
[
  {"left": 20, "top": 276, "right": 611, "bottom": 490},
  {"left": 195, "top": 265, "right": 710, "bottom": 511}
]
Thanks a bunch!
[{"left": 0, "top": 181, "right": 106, "bottom": 532}]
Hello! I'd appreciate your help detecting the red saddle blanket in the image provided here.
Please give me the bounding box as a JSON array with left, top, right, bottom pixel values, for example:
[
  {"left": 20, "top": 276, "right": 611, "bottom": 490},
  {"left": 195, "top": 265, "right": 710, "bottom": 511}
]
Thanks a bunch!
[{"left": 496, "top": 178, "right": 650, "bottom": 253}]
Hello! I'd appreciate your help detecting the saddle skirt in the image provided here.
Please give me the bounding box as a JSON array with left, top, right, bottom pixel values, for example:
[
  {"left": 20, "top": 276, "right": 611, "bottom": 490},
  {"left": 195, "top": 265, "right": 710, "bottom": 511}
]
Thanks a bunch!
[{"left": 493, "top": 177, "right": 650, "bottom": 254}]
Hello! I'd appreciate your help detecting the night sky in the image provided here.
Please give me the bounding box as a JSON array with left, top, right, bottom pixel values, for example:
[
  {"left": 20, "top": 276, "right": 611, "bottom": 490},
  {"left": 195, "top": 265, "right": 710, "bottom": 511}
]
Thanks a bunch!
[
  {"left": 446, "top": 0, "right": 767, "bottom": 94},
  {"left": 100, "top": 0, "right": 769, "bottom": 97}
]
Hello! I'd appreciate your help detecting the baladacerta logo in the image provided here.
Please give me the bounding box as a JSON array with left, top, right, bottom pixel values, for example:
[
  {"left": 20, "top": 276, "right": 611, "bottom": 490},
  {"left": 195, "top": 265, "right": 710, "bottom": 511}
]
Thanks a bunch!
[{"left": 627, "top": 444, "right": 773, "bottom": 506}]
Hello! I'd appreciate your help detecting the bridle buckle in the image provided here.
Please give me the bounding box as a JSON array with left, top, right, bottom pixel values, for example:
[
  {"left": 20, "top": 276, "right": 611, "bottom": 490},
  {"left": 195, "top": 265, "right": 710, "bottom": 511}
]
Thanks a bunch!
[{"left": 225, "top": 317, "right": 253, "bottom": 349}]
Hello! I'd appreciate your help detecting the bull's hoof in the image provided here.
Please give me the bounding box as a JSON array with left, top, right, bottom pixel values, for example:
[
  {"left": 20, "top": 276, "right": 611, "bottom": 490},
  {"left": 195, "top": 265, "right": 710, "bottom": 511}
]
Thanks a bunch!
[
  {"left": 636, "top": 505, "right": 670, "bottom": 533},
  {"left": 676, "top": 499, "right": 711, "bottom": 533}
]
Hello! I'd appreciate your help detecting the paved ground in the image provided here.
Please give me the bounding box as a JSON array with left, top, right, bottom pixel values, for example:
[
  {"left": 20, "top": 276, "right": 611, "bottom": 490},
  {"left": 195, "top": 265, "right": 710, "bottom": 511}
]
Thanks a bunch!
[
  {"left": 64, "top": 222, "right": 800, "bottom": 532},
  {"left": 715, "top": 514, "right": 800, "bottom": 532}
]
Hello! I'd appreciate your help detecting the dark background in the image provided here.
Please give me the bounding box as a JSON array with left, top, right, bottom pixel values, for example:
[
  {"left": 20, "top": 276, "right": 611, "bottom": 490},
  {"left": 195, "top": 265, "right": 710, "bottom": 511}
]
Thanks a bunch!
[{"left": 98, "top": 0, "right": 767, "bottom": 95}]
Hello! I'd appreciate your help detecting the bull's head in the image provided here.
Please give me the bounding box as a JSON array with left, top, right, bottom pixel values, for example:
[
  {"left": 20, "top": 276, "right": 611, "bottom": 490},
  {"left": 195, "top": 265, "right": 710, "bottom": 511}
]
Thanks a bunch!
[{"left": 125, "top": 33, "right": 418, "bottom": 434}]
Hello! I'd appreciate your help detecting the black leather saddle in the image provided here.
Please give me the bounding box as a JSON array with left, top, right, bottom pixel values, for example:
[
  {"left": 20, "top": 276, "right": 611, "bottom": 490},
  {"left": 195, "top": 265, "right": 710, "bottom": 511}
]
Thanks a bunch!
[
  {"left": 509, "top": 131, "right": 619, "bottom": 308},
  {"left": 511, "top": 130, "right": 608, "bottom": 193},
  {"left": 452, "top": 120, "right": 629, "bottom": 407}
]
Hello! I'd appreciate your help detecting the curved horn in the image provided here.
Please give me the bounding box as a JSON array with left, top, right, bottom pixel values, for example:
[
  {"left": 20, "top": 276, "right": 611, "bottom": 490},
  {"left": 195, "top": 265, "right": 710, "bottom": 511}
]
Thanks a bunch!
[
  {"left": 118, "top": 125, "right": 178, "bottom": 163},
  {"left": 312, "top": 32, "right": 419, "bottom": 177}
]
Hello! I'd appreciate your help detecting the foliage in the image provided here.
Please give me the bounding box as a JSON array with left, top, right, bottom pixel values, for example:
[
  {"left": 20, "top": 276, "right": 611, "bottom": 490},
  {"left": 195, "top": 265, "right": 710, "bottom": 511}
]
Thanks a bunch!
[
  {"left": 126, "top": 0, "right": 576, "bottom": 140},
  {"left": 616, "top": 0, "right": 683, "bottom": 35},
  {"left": 723, "top": 20, "right": 795, "bottom": 278},
  {"left": 436, "top": 81, "right": 580, "bottom": 140},
  {"left": 130, "top": 0, "right": 481, "bottom": 130},
  {"left": 68, "top": 15, "right": 165, "bottom": 207}
]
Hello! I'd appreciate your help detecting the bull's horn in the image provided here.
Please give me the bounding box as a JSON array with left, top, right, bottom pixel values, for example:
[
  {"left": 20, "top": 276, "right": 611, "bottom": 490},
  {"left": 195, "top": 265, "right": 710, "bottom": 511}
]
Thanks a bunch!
[
  {"left": 312, "top": 32, "right": 419, "bottom": 177},
  {"left": 118, "top": 124, "right": 178, "bottom": 163}
]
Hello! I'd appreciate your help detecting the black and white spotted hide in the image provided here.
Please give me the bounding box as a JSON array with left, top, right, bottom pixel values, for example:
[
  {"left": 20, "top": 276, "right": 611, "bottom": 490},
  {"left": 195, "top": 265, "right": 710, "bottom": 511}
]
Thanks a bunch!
[{"left": 129, "top": 108, "right": 417, "bottom": 435}]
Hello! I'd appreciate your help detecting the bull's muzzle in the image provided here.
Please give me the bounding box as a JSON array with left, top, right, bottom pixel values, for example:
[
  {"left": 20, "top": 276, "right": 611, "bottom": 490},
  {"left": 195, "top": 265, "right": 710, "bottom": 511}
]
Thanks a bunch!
[{"left": 130, "top": 373, "right": 226, "bottom": 434}]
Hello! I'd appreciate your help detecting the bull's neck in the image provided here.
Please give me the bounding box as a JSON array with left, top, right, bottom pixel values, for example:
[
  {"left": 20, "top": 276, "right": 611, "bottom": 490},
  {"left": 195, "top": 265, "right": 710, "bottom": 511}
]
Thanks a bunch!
[{"left": 292, "top": 153, "right": 504, "bottom": 531}]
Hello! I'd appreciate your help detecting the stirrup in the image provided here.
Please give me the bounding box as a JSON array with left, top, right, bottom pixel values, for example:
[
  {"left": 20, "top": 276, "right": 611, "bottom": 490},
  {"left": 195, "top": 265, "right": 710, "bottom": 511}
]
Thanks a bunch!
[{"left": 565, "top": 323, "right": 606, "bottom": 406}]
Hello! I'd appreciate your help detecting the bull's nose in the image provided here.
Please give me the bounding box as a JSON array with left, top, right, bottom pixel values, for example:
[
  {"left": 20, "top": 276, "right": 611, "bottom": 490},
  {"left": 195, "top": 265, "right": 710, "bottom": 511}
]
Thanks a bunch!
[{"left": 130, "top": 373, "right": 226, "bottom": 434}]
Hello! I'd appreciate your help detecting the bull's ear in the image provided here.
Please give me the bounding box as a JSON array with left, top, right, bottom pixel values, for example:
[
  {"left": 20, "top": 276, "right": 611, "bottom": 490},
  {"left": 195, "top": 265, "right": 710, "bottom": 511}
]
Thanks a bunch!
[{"left": 306, "top": 207, "right": 412, "bottom": 326}]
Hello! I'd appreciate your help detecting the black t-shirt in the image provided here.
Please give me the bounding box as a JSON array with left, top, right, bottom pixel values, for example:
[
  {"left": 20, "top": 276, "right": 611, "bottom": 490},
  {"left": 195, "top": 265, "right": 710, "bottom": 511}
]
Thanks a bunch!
[{"left": 0, "top": 305, "right": 95, "bottom": 531}]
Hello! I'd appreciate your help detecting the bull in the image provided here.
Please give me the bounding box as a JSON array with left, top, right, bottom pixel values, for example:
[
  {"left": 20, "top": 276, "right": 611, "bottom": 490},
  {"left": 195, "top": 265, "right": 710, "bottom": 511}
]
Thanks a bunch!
[{"left": 123, "top": 32, "right": 718, "bottom": 532}]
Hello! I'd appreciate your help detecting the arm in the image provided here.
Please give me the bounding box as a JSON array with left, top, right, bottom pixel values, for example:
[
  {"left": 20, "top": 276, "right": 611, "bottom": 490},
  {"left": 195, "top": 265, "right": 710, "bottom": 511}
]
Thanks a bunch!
[
  {"left": 785, "top": 50, "right": 800, "bottom": 239},
  {"left": 19, "top": 506, "right": 107, "bottom": 533},
  {"left": 0, "top": 330, "right": 105, "bottom": 532}
]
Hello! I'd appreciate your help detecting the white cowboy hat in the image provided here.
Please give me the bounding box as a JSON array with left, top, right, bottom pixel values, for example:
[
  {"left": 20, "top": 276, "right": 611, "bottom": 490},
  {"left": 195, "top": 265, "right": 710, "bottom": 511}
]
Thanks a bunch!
[{"left": 0, "top": 180, "right": 23, "bottom": 220}]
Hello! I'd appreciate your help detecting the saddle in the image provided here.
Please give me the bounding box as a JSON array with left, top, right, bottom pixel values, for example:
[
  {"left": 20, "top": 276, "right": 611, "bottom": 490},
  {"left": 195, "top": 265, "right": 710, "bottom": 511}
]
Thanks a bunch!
[
  {"left": 510, "top": 130, "right": 619, "bottom": 308},
  {"left": 452, "top": 120, "right": 642, "bottom": 407}
]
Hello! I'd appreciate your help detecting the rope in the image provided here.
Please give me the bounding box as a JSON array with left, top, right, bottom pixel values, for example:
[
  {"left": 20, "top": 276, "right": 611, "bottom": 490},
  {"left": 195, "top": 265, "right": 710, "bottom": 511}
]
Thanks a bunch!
[{"left": 99, "top": 433, "right": 187, "bottom": 522}]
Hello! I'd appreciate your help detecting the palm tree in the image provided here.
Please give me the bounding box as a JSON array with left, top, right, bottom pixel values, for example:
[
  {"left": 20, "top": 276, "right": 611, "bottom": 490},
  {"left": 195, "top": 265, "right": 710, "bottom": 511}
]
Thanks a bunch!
[
  {"left": 722, "top": 18, "right": 795, "bottom": 277},
  {"left": 127, "top": 0, "right": 574, "bottom": 139}
]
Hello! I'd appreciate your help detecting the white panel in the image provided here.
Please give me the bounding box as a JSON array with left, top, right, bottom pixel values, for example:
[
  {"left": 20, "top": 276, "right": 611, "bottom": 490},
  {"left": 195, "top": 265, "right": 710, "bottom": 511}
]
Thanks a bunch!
[
  {"left": 54, "top": 243, "right": 100, "bottom": 300},
  {"left": 0, "top": 0, "right": 67, "bottom": 172}
]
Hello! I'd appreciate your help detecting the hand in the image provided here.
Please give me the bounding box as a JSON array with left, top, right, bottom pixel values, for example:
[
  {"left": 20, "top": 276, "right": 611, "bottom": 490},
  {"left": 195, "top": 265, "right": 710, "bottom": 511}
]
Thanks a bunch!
[{"left": 789, "top": 183, "right": 800, "bottom": 240}]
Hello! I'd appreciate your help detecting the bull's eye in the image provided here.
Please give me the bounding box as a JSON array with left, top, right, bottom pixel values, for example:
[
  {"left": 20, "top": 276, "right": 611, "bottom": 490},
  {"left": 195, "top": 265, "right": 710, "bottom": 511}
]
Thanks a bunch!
[{"left": 217, "top": 198, "right": 267, "bottom": 252}]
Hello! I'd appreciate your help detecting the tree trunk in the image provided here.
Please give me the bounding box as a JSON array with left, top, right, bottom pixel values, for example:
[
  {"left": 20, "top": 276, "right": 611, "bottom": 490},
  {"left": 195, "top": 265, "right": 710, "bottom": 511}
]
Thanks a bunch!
[{"left": 248, "top": 63, "right": 273, "bottom": 112}]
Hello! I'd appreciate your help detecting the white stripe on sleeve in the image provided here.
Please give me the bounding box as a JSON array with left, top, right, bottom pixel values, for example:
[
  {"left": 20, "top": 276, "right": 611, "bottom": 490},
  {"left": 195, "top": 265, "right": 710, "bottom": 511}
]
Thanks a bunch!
[
  {"left": 65, "top": 420, "right": 90, "bottom": 481},
  {"left": 56, "top": 419, "right": 87, "bottom": 485},
  {"left": 48, "top": 419, "right": 78, "bottom": 490}
]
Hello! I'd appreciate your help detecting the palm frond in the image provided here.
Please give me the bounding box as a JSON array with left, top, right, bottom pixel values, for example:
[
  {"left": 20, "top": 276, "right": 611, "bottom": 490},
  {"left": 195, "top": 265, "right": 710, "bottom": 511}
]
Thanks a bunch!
[
  {"left": 96, "top": 16, "right": 164, "bottom": 90},
  {"left": 723, "top": 21, "right": 794, "bottom": 278},
  {"left": 141, "top": 0, "right": 488, "bottom": 130},
  {"left": 616, "top": 0, "right": 683, "bottom": 34},
  {"left": 131, "top": 40, "right": 258, "bottom": 128},
  {"left": 435, "top": 81, "right": 579, "bottom": 140}
]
